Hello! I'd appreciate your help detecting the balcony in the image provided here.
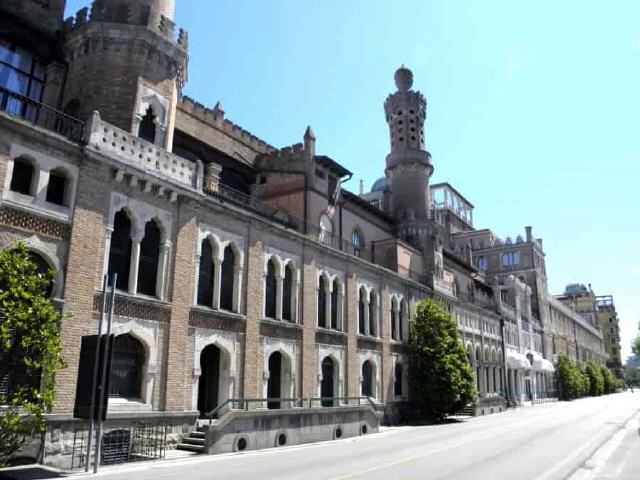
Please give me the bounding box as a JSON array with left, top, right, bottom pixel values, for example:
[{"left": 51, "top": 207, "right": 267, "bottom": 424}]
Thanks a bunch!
[
  {"left": 85, "top": 112, "right": 197, "bottom": 189},
  {"left": 0, "top": 87, "right": 84, "bottom": 143},
  {"left": 433, "top": 274, "right": 456, "bottom": 298}
]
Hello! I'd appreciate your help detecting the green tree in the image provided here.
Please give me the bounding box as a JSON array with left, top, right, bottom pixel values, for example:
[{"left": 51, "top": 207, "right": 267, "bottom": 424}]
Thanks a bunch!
[
  {"left": 408, "top": 299, "right": 476, "bottom": 421},
  {"left": 0, "top": 243, "right": 65, "bottom": 465},
  {"left": 585, "top": 362, "right": 604, "bottom": 396},
  {"left": 557, "top": 355, "right": 582, "bottom": 400},
  {"left": 600, "top": 365, "right": 616, "bottom": 394}
]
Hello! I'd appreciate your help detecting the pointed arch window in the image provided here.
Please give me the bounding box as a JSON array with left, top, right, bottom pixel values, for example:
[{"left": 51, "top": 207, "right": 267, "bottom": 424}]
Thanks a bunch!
[
  {"left": 317, "top": 275, "right": 327, "bottom": 328},
  {"left": 369, "top": 290, "right": 377, "bottom": 337},
  {"left": 399, "top": 301, "right": 405, "bottom": 341},
  {"left": 391, "top": 299, "right": 397, "bottom": 340},
  {"left": 352, "top": 230, "right": 362, "bottom": 257},
  {"left": 358, "top": 288, "right": 366, "bottom": 334},
  {"left": 139, "top": 106, "right": 156, "bottom": 143},
  {"left": 109, "top": 334, "right": 145, "bottom": 399},
  {"left": 197, "top": 239, "right": 214, "bottom": 307},
  {"left": 282, "top": 264, "right": 293, "bottom": 321},
  {"left": 220, "top": 245, "right": 235, "bottom": 311},
  {"left": 137, "top": 220, "right": 161, "bottom": 296},
  {"left": 331, "top": 278, "right": 339, "bottom": 330},
  {"left": 394, "top": 363, "right": 403, "bottom": 397},
  {"left": 265, "top": 258, "right": 277, "bottom": 319},
  {"left": 362, "top": 360, "right": 374, "bottom": 397},
  {"left": 108, "top": 210, "right": 132, "bottom": 291}
]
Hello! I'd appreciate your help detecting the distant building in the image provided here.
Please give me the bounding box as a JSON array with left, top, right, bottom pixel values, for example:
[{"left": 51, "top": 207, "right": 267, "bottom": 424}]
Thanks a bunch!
[{"left": 595, "top": 295, "right": 623, "bottom": 372}]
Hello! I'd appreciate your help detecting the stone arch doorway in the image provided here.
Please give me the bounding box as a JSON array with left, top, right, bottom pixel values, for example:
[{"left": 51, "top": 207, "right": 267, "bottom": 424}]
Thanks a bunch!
[
  {"left": 198, "top": 344, "right": 222, "bottom": 418},
  {"left": 267, "top": 351, "right": 292, "bottom": 409},
  {"left": 321, "top": 356, "right": 336, "bottom": 407}
]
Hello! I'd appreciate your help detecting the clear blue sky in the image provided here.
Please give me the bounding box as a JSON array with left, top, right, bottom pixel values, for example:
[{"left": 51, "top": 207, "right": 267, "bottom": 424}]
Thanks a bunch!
[{"left": 65, "top": 1, "right": 639, "bottom": 360}]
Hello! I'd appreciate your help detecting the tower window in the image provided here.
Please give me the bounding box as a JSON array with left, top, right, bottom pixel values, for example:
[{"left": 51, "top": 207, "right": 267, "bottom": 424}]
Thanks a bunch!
[
  {"left": 139, "top": 106, "right": 156, "bottom": 143},
  {"left": 9, "top": 157, "right": 34, "bottom": 195},
  {"left": 46, "top": 168, "right": 68, "bottom": 206},
  {"left": 399, "top": 137, "right": 404, "bottom": 142}
]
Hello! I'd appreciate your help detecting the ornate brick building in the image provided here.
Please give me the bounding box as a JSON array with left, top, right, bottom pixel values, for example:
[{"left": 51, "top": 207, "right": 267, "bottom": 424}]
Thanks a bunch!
[{"left": 0, "top": 0, "right": 606, "bottom": 466}]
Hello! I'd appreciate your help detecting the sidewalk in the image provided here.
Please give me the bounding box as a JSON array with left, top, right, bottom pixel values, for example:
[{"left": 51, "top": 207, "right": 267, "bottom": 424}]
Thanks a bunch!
[{"left": 594, "top": 412, "right": 640, "bottom": 479}]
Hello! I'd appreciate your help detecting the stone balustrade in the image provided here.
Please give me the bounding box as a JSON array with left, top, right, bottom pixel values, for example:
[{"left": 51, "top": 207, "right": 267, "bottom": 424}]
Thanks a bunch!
[
  {"left": 433, "top": 274, "right": 456, "bottom": 298},
  {"left": 84, "top": 111, "right": 198, "bottom": 189}
]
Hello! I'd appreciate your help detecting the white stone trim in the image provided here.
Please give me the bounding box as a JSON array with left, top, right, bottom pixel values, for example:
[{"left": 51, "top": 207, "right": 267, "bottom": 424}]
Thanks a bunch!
[
  {"left": 317, "top": 344, "right": 345, "bottom": 402},
  {"left": 262, "top": 337, "right": 298, "bottom": 405},
  {"left": 357, "top": 350, "right": 381, "bottom": 400}
]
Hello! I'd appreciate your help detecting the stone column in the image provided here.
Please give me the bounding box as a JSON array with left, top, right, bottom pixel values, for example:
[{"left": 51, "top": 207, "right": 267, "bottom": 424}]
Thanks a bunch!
[
  {"left": 300, "top": 258, "right": 317, "bottom": 398},
  {"left": 325, "top": 282, "right": 332, "bottom": 328},
  {"left": 156, "top": 240, "right": 171, "bottom": 300},
  {"left": 275, "top": 272, "right": 283, "bottom": 320},
  {"left": 233, "top": 264, "right": 243, "bottom": 314},
  {"left": 212, "top": 259, "right": 222, "bottom": 309},
  {"left": 102, "top": 226, "right": 114, "bottom": 286},
  {"left": 346, "top": 272, "right": 360, "bottom": 397},
  {"left": 363, "top": 294, "right": 370, "bottom": 336},
  {"left": 128, "top": 235, "right": 142, "bottom": 294}
]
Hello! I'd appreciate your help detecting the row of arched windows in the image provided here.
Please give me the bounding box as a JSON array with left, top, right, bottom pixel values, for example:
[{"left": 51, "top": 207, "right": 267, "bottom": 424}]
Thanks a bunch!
[
  {"left": 107, "top": 209, "right": 167, "bottom": 297},
  {"left": 196, "top": 237, "right": 241, "bottom": 313},
  {"left": 264, "top": 256, "right": 297, "bottom": 322},
  {"left": 390, "top": 297, "right": 406, "bottom": 341},
  {"left": 317, "top": 274, "right": 343, "bottom": 330},
  {"left": 358, "top": 286, "right": 379, "bottom": 337}
]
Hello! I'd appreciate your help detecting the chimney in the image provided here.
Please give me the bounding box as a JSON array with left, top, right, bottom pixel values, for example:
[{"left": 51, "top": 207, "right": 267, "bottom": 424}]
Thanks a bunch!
[
  {"left": 525, "top": 226, "right": 532, "bottom": 242},
  {"left": 359, "top": 180, "right": 364, "bottom": 195}
]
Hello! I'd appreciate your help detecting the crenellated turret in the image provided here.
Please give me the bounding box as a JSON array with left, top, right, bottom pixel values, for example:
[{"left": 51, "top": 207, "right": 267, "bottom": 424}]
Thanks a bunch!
[{"left": 61, "top": 0, "right": 188, "bottom": 150}]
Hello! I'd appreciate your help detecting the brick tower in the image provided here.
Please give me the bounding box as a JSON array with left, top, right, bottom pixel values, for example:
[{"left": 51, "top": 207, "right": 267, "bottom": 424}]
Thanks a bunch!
[
  {"left": 384, "top": 66, "right": 433, "bottom": 223},
  {"left": 61, "top": 0, "right": 188, "bottom": 149}
]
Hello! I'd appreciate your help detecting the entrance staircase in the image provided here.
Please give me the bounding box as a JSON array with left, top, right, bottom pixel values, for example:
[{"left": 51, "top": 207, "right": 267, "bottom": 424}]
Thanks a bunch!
[{"left": 177, "top": 424, "right": 208, "bottom": 453}]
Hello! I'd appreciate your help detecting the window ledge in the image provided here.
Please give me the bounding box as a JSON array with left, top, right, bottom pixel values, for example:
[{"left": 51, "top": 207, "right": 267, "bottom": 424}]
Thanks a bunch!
[
  {"left": 1, "top": 196, "right": 71, "bottom": 223},
  {"left": 316, "top": 327, "right": 347, "bottom": 336},
  {"left": 356, "top": 334, "right": 382, "bottom": 342},
  {"left": 191, "top": 305, "right": 245, "bottom": 320},
  {"left": 261, "top": 317, "right": 302, "bottom": 329}
]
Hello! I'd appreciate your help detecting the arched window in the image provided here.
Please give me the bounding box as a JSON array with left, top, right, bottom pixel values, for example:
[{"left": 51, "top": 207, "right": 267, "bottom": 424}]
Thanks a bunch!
[
  {"left": 399, "top": 301, "right": 405, "bottom": 341},
  {"left": 362, "top": 360, "right": 373, "bottom": 397},
  {"left": 319, "top": 213, "right": 333, "bottom": 245},
  {"left": 320, "top": 356, "right": 335, "bottom": 407},
  {"left": 109, "top": 334, "right": 145, "bottom": 399},
  {"left": 317, "top": 275, "right": 327, "bottom": 328},
  {"left": 46, "top": 168, "right": 68, "bottom": 206},
  {"left": 265, "top": 258, "right": 277, "bottom": 319},
  {"left": 394, "top": 363, "right": 403, "bottom": 397},
  {"left": 197, "top": 239, "right": 214, "bottom": 307},
  {"left": 352, "top": 230, "right": 362, "bottom": 257},
  {"left": 369, "top": 290, "right": 377, "bottom": 337},
  {"left": 331, "top": 278, "right": 339, "bottom": 330},
  {"left": 108, "top": 210, "right": 132, "bottom": 291},
  {"left": 282, "top": 263, "right": 293, "bottom": 321},
  {"left": 10, "top": 157, "right": 34, "bottom": 195},
  {"left": 139, "top": 106, "right": 156, "bottom": 143},
  {"left": 391, "top": 298, "right": 397, "bottom": 340},
  {"left": 358, "top": 287, "right": 366, "bottom": 334},
  {"left": 137, "top": 220, "right": 161, "bottom": 296},
  {"left": 220, "top": 245, "right": 235, "bottom": 311}
]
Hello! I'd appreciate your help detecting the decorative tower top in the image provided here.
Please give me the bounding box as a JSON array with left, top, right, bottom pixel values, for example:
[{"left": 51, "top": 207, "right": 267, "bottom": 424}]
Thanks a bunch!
[
  {"left": 384, "top": 66, "right": 427, "bottom": 153},
  {"left": 394, "top": 65, "right": 413, "bottom": 92}
]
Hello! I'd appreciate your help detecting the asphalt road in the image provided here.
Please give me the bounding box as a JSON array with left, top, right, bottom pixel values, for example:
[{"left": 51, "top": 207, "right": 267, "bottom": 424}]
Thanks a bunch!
[{"left": 87, "top": 392, "right": 640, "bottom": 480}]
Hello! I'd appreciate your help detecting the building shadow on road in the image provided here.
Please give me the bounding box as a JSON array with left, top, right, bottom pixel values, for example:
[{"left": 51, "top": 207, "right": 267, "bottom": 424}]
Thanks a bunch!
[{"left": 0, "top": 467, "right": 65, "bottom": 480}]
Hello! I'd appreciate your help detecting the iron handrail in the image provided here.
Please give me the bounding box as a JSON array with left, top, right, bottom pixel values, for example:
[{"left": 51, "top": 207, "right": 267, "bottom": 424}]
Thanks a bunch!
[
  {"left": 0, "top": 86, "right": 85, "bottom": 143},
  {"left": 205, "top": 396, "right": 379, "bottom": 425}
]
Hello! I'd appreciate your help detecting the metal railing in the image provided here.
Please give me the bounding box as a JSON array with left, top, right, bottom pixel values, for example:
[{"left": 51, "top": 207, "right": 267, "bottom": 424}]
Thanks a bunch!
[
  {"left": 0, "top": 86, "right": 85, "bottom": 143},
  {"left": 205, "top": 396, "right": 380, "bottom": 424},
  {"left": 205, "top": 183, "right": 292, "bottom": 227}
]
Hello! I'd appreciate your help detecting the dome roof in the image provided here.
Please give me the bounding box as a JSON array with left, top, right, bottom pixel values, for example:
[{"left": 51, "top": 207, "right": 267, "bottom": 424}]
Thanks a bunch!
[{"left": 371, "top": 176, "right": 390, "bottom": 193}]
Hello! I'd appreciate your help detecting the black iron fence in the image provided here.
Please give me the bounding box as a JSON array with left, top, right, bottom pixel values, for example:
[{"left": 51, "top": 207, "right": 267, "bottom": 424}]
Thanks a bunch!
[
  {"left": 71, "top": 422, "right": 167, "bottom": 470},
  {"left": 0, "top": 87, "right": 85, "bottom": 143}
]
